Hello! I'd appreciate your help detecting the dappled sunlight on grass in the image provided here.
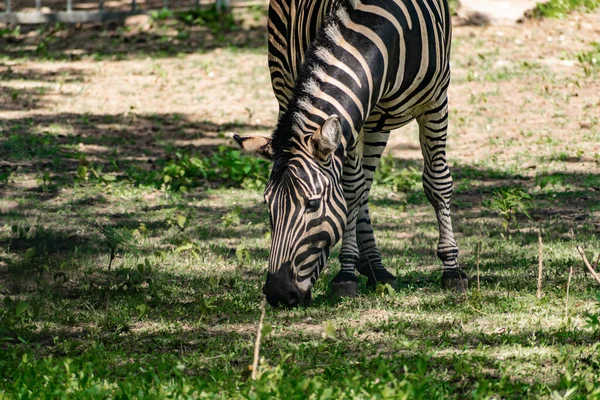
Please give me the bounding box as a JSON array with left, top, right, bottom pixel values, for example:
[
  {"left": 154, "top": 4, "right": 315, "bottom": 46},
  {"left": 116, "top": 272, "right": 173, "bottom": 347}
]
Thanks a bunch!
[{"left": 2, "top": 6, "right": 600, "bottom": 398}]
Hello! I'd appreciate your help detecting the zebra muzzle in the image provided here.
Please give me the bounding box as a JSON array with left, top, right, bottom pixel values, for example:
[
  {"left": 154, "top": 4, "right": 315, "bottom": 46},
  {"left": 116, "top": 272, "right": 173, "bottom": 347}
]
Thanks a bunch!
[{"left": 263, "top": 262, "right": 311, "bottom": 307}]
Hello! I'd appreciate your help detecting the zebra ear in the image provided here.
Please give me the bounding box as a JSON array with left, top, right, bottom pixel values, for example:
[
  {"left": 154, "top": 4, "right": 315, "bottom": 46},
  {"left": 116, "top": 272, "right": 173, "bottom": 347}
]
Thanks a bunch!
[
  {"left": 312, "top": 115, "right": 342, "bottom": 160},
  {"left": 230, "top": 133, "right": 274, "bottom": 160}
]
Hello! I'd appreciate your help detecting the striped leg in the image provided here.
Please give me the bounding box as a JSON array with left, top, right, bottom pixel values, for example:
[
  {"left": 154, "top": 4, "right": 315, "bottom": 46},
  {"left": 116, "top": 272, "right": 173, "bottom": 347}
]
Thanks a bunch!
[
  {"left": 417, "top": 99, "right": 467, "bottom": 291},
  {"left": 331, "top": 134, "right": 365, "bottom": 297},
  {"left": 332, "top": 118, "right": 398, "bottom": 296},
  {"left": 356, "top": 130, "right": 397, "bottom": 288}
]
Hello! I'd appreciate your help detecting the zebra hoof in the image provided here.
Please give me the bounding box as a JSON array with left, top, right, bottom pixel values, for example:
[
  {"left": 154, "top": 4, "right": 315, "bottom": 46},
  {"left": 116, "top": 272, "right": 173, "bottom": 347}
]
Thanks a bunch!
[
  {"left": 365, "top": 268, "right": 397, "bottom": 289},
  {"left": 441, "top": 268, "right": 469, "bottom": 292},
  {"left": 331, "top": 280, "right": 358, "bottom": 298}
]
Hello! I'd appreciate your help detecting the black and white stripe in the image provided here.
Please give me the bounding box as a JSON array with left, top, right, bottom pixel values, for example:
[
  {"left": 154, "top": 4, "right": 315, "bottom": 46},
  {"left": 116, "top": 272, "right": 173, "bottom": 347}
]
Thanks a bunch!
[{"left": 236, "top": 0, "right": 461, "bottom": 305}]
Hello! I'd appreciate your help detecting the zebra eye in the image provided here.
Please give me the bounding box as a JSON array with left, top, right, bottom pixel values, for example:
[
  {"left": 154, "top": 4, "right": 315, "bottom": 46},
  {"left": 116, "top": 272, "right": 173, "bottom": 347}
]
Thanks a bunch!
[{"left": 306, "top": 198, "right": 321, "bottom": 213}]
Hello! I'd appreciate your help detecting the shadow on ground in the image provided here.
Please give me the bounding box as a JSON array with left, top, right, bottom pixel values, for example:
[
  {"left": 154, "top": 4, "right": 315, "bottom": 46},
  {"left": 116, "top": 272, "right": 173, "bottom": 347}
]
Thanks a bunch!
[
  {"left": 0, "top": 8, "right": 268, "bottom": 62},
  {"left": 0, "top": 111, "right": 271, "bottom": 177}
]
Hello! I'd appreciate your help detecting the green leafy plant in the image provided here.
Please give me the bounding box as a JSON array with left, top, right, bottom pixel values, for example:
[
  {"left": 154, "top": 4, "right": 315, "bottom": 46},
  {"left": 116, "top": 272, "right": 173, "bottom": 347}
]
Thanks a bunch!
[
  {"left": 374, "top": 154, "right": 421, "bottom": 192},
  {"left": 584, "top": 290, "right": 600, "bottom": 331},
  {"left": 101, "top": 227, "right": 134, "bottom": 260},
  {"left": 176, "top": 6, "right": 237, "bottom": 33},
  {"left": 484, "top": 188, "right": 532, "bottom": 234},
  {"left": 222, "top": 207, "right": 242, "bottom": 227},
  {"left": 532, "top": 0, "right": 600, "bottom": 18},
  {"left": 0, "top": 169, "right": 16, "bottom": 185},
  {"left": 149, "top": 8, "right": 174, "bottom": 22},
  {"left": 210, "top": 145, "right": 271, "bottom": 189},
  {"left": 36, "top": 172, "right": 52, "bottom": 192},
  {"left": 375, "top": 283, "right": 397, "bottom": 297},
  {"left": 161, "top": 154, "right": 207, "bottom": 192},
  {"left": 75, "top": 161, "right": 119, "bottom": 186},
  {"left": 101, "top": 226, "right": 135, "bottom": 311},
  {"left": 0, "top": 26, "right": 20, "bottom": 38},
  {"left": 235, "top": 245, "right": 250, "bottom": 266},
  {"left": 576, "top": 42, "right": 600, "bottom": 77},
  {"left": 1, "top": 297, "right": 37, "bottom": 340},
  {"left": 76, "top": 165, "right": 89, "bottom": 183},
  {"left": 160, "top": 146, "right": 270, "bottom": 192}
]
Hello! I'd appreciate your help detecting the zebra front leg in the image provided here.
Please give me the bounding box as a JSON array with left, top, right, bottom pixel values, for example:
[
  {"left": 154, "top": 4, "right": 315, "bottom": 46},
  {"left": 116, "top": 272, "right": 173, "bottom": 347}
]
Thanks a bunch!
[
  {"left": 355, "top": 130, "right": 397, "bottom": 288},
  {"left": 331, "top": 139, "right": 365, "bottom": 298},
  {"left": 356, "top": 201, "right": 397, "bottom": 288},
  {"left": 417, "top": 100, "right": 468, "bottom": 292}
]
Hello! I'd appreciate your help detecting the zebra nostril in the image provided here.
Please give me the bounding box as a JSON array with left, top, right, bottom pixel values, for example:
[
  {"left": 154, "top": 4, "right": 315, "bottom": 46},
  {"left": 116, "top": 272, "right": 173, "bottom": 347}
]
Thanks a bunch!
[{"left": 288, "top": 291, "right": 301, "bottom": 307}]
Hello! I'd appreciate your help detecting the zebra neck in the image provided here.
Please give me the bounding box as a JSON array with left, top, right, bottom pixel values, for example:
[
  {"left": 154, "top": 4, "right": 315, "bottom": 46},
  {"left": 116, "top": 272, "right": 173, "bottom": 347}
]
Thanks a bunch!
[{"left": 285, "top": 1, "right": 391, "bottom": 152}]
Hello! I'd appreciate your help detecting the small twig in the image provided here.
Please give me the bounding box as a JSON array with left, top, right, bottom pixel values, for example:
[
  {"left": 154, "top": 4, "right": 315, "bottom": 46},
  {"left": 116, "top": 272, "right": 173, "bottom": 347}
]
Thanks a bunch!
[
  {"left": 565, "top": 266, "right": 573, "bottom": 320},
  {"left": 576, "top": 246, "right": 600, "bottom": 285},
  {"left": 105, "top": 249, "right": 115, "bottom": 312},
  {"left": 251, "top": 298, "right": 267, "bottom": 380},
  {"left": 476, "top": 241, "right": 481, "bottom": 292},
  {"left": 537, "top": 230, "right": 544, "bottom": 299},
  {"left": 467, "top": 303, "right": 493, "bottom": 316},
  {"left": 594, "top": 253, "right": 600, "bottom": 271}
]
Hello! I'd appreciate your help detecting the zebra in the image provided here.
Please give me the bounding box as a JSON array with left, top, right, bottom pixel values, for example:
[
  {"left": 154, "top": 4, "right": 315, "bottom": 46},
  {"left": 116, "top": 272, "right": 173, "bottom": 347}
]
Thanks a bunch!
[{"left": 232, "top": 0, "right": 468, "bottom": 307}]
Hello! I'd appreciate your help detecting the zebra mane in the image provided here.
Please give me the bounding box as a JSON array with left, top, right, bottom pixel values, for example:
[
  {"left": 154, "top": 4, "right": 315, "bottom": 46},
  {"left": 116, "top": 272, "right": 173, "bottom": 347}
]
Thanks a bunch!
[{"left": 271, "top": 0, "right": 357, "bottom": 169}]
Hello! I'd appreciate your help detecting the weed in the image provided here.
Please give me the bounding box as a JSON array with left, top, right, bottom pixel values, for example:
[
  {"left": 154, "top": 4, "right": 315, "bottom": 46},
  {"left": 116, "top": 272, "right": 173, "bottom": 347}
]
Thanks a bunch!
[
  {"left": 532, "top": 0, "right": 600, "bottom": 18},
  {"left": 176, "top": 6, "right": 237, "bottom": 33},
  {"left": 448, "top": 0, "right": 459, "bottom": 15},
  {"left": 35, "top": 171, "right": 53, "bottom": 192},
  {"left": 0, "top": 169, "right": 16, "bottom": 185},
  {"left": 483, "top": 188, "right": 531, "bottom": 234},
  {"left": 0, "top": 26, "right": 20, "bottom": 38},
  {"left": 374, "top": 154, "right": 421, "bottom": 193},
  {"left": 584, "top": 291, "right": 600, "bottom": 331},
  {"left": 161, "top": 154, "right": 207, "bottom": 192},
  {"left": 248, "top": 4, "right": 268, "bottom": 21},
  {"left": 149, "top": 8, "right": 174, "bottom": 22},
  {"left": 235, "top": 244, "right": 251, "bottom": 266},
  {"left": 576, "top": 42, "right": 600, "bottom": 77},
  {"left": 158, "top": 146, "right": 270, "bottom": 192},
  {"left": 222, "top": 207, "right": 242, "bottom": 227},
  {"left": 34, "top": 36, "right": 58, "bottom": 58},
  {"left": 101, "top": 226, "right": 134, "bottom": 265}
]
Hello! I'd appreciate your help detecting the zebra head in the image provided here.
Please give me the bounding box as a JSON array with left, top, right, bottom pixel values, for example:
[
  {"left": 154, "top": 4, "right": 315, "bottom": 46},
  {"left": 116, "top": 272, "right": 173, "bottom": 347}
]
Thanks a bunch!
[{"left": 232, "top": 115, "right": 346, "bottom": 307}]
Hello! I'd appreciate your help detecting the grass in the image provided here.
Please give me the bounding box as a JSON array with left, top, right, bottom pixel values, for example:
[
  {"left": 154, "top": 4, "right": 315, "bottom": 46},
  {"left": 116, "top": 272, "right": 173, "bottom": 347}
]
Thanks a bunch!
[
  {"left": 576, "top": 42, "right": 600, "bottom": 77},
  {"left": 2, "top": 132, "right": 600, "bottom": 398},
  {"left": 448, "top": 0, "right": 460, "bottom": 16},
  {"left": 2, "top": 5, "right": 600, "bottom": 399},
  {"left": 532, "top": 0, "right": 600, "bottom": 18}
]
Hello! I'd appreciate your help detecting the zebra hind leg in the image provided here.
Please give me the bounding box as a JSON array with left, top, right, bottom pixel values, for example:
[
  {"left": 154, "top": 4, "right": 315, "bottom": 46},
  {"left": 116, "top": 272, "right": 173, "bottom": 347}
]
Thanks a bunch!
[{"left": 417, "top": 101, "right": 468, "bottom": 292}]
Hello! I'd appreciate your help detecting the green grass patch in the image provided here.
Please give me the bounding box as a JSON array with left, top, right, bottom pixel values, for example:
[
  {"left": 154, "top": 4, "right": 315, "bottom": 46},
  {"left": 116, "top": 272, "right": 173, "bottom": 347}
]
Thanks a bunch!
[
  {"left": 152, "top": 146, "right": 271, "bottom": 192},
  {"left": 448, "top": 0, "right": 459, "bottom": 16},
  {"left": 2, "top": 152, "right": 600, "bottom": 397},
  {"left": 532, "top": 0, "right": 600, "bottom": 18},
  {"left": 576, "top": 42, "right": 600, "bottom": 77}
]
